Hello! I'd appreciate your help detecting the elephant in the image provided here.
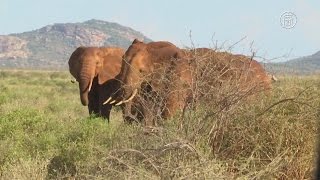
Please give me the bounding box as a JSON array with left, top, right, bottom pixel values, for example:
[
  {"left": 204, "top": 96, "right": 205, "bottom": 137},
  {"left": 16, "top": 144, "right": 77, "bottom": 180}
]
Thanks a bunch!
[
  {"left": 104, "top": 39, "right": 195, "bottom": 126},
  {"left": 68, "top": 46, "right": 124, "bottom": 120},
  {"left": 183, "top": 48, "right": 272, "bottom": 92},
  {"left": 180, "top": 47, "right": 273, "bottom": 109}
]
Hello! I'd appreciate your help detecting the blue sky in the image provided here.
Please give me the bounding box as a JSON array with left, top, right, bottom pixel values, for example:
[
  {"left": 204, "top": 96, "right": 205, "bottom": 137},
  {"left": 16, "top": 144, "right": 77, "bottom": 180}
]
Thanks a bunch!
[{"left": 1, "top": 0, "right": 319, "bottom": 62}]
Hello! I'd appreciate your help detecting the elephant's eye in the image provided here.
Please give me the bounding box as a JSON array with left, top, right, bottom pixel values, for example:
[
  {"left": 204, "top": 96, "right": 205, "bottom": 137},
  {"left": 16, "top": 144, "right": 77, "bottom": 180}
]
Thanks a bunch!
[{"left": 139, "top": 68, "right": 148, "bottom": 74}]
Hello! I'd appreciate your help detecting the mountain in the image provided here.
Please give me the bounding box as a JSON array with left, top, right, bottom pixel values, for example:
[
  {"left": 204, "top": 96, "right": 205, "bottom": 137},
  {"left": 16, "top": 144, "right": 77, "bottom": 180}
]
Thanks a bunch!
[
  {"left": 0, "top": 19, "right": 152, "bottom": 69},
  {"left": 265, "top": 51, "right": 320, "bottom": 75}
]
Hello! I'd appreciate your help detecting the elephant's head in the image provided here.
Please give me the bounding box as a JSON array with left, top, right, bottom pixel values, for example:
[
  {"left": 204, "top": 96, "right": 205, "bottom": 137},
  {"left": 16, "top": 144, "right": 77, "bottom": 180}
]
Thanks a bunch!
[
  {"left": 103, "top": 39, "right": 184, "bottom": 120},
  {"left": 68, "top": 47, "right": 124, "bottom": 106}
]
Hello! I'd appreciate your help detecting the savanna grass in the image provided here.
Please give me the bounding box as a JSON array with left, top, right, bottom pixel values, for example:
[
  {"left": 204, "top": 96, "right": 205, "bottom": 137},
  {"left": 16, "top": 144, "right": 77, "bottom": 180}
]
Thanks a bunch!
[{"left": 0, "top": 70, "right": 318, "bottom": 179}]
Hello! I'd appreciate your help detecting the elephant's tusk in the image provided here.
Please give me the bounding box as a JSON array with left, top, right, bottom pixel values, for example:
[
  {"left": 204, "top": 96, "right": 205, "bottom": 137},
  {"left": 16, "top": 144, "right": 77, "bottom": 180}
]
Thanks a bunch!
[
  {"left": 123, "top": 89, "right": 138, "bottom": 103},
  {"left": 88, "top": 79, "right": 93, "bottom": 92},
  {"left": 71, "top": 79, "right": 76, "bottom": 83},
  {"left": 103, "top": 97, "right": 113, "bottom": 105},
  {"left": 115, "top": 101, "right": 124, "bottom": 106},
  {"left": 271, "top": 75, "right": 278, "bottom": 82},
  {"left": 106, "top": 89, "right": 138, "bottom": 106}
]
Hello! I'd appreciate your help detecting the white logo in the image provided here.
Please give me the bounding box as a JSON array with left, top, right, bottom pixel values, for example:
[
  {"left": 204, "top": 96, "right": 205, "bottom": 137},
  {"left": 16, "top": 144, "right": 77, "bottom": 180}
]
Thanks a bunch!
[{"left": 280, "top": 12, "right": 297, "bottom": 29}]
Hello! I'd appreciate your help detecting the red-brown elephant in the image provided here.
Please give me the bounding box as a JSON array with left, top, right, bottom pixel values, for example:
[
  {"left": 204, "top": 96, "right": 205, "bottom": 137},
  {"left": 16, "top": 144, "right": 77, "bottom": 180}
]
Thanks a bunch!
[
  {"left": 181, "top": 48, "right": 273, "bottom": 111},
  {"left": 104, "top": 39, "right": 195, "bottom": 126},
  {"left": 184, "top": 48, "right": 272, "bottom": 95},
  {"left": 68, "top": 46, "right": 124, "bottom": 120}
]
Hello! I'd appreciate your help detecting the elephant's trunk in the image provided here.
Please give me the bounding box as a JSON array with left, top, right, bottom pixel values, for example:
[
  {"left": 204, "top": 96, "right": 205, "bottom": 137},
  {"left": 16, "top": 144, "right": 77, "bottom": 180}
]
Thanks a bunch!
[
  {"left": 120, "top": 87, "right": 138, "bottom": 123},
  {"left": 79, "top": 63, "right": 95, "bottom": 106},
  {"left": 79, "top": 77, "right": 93, "bottom": 106}
]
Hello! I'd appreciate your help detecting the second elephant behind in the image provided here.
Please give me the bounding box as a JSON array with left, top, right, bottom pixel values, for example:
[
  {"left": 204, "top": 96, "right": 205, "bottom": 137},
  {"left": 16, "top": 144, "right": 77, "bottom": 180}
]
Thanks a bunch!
[{"left": 104, "top": 39, "right": 195, "bottom": 126}]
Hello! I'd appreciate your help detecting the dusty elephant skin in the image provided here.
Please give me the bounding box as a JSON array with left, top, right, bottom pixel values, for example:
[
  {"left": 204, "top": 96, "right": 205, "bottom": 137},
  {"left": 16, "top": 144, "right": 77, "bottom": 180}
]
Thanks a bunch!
[
  {"left": 68, "top": 46, "right": 124, "bottom": 120},
  {"left": 105, "top": 39, "right": 195, "bottom": 126},
  {"left": 183, "top": 48, "right": 272, "bottom": 100}
]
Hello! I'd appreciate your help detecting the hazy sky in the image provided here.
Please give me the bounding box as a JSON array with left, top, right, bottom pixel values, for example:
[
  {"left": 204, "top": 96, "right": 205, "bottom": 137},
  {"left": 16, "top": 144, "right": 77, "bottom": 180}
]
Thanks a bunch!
[{"left": 1, "top": 0, "right": 319, "bottom": 62}]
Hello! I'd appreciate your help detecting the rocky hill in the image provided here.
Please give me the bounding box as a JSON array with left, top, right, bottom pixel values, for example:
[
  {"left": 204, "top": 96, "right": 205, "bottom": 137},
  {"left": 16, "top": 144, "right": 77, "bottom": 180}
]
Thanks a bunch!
[
  {"left": 0, "top": 19, "right": 152, "bottom": 69},
  {"left": 265, "top": 51, "right": 320, "bottom": 75}
]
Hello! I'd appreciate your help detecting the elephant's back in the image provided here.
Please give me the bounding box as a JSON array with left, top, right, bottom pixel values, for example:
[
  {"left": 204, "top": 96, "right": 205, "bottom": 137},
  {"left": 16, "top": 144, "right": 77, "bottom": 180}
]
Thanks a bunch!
[
  {"left": 147, "top": 41, "right": 176, "bottom": 49},
  {"left": 99, "top": 47, "right": 125, "bottom": 57},
  {"left": 217, "top": 52, "right": 272, "bottom": 90}
]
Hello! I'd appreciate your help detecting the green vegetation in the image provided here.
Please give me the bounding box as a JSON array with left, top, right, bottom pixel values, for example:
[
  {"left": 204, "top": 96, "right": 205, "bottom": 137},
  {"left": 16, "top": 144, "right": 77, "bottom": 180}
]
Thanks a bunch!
[{"left": 0, "top": 70, "right": 318, "bottom": 179}]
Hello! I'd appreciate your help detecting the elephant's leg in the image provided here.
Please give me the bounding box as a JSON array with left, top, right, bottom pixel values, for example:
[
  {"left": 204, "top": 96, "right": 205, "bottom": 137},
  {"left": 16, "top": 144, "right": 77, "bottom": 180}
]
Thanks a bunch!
[
  {"left": 139, "top": 98, "right": 156, "bottom": 126},
  {"left": 133, "top": 101, "right": 144, "bottom": 123},
  {"left": 162, "top": 92, "right": 182, "bottom": 119},
  {"left": 142, "top": 105, "right": 153, "bottom": 126},
  {"left": 98, "top": 82, "right": 117, "bottom": 121},
  {"left": 100, "top": 104, "right": 112, "bottom": 121},
  {"left": 122, "top": 101, "right": 139, "bottom": 124},
  {"left": 88, "top": 87, "right": 100, "bottom": 117}
]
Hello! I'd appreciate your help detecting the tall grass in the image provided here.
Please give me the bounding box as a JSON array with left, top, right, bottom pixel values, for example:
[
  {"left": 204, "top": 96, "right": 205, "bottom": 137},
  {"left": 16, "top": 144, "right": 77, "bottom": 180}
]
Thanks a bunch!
[{"left": 0, "top": 70, "right": 318, "bottom": 179}]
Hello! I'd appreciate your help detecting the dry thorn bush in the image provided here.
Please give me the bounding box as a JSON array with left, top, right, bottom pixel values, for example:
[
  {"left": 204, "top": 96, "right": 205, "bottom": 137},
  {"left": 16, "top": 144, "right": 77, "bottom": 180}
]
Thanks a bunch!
[{"left": 123, "top": 45, "right": 318, "bottom": 178}]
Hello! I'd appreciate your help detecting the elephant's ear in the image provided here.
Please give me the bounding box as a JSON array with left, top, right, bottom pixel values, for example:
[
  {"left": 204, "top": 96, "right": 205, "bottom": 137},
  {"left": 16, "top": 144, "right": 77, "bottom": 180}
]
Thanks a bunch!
[
  {"left": 174, "top": 50, "right": 196, "bottom": 66},
  {"left": 173, "top": 51, "right": 185, "bottom": 60},
  {"left": 68, "top": 47, "right": 85, "bottom": 80},
  {"left": 132, "top": 39, "right": 142, "bottom": 44},
  {"left": 98, "top": 54, "right": 122, "bottom": 85}
]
